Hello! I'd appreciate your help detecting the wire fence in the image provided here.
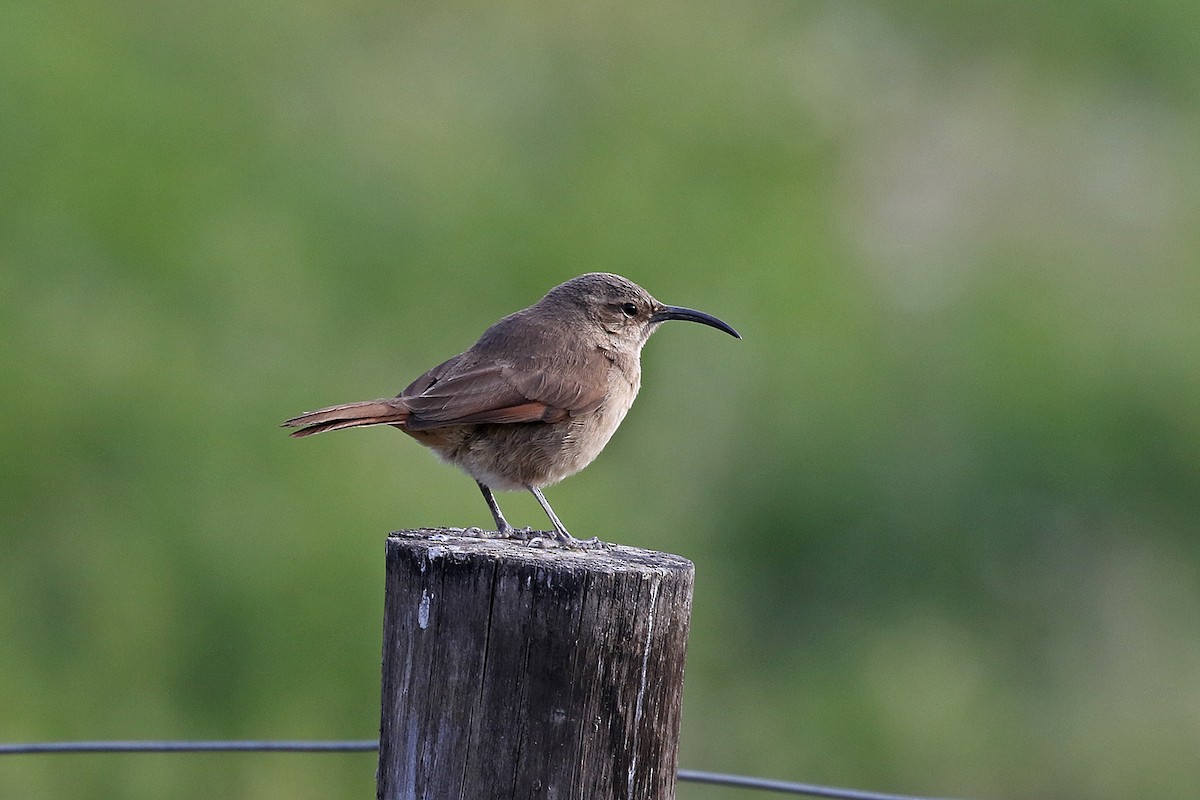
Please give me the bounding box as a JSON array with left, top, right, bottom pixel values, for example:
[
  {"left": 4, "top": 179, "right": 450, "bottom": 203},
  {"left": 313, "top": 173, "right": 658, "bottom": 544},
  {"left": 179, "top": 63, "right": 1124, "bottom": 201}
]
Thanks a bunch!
[{"left": 0, "top": 739, "right": 968, "bottom": 800}]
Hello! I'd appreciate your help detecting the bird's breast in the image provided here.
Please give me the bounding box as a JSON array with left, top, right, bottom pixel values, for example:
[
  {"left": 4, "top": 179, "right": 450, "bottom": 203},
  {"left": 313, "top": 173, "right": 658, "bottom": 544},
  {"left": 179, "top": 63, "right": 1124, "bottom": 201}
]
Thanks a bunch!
[{"left": 555, "top": 357, "right": 640, "bottom": 478}]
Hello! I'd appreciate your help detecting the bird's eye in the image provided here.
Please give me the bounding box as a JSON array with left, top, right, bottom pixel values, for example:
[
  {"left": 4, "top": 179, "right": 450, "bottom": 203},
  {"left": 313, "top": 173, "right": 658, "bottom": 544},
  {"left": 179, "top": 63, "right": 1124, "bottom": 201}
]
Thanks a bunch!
[{"left": 620, "top": 302, "right": 638, "bottom": 318}]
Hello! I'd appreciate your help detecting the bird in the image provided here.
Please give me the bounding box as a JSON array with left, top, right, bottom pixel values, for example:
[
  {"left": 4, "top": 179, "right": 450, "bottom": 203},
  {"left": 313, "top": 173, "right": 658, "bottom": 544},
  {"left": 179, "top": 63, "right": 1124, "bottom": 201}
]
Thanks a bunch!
[{"left": 282, "top": 272, "right": 740, "bottom": 544}]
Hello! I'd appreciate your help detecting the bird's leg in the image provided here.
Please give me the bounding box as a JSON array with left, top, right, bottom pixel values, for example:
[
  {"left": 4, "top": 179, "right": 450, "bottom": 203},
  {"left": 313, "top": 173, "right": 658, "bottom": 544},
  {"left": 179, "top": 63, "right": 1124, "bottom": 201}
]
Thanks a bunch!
[
  {"left": 528, "top": 486, "right": 583, "bottom": 545},
  {"left": 476, "top": 481, "right": 517, "bottom": 536}
]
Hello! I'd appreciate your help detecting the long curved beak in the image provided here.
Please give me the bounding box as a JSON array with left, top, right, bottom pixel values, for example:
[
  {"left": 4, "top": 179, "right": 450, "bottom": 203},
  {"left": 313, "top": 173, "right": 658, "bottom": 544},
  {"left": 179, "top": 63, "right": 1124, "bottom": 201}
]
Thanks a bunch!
[{"left": 650, "top": 305, "right": 741, "bottom": 339}]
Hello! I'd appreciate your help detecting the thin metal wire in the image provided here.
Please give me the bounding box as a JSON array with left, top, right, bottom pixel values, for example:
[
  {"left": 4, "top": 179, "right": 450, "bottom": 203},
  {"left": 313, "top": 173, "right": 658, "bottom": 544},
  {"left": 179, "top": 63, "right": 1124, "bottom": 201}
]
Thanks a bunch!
[
  {"left": 676, "top": 769, "right": 964, "bottom": 799},
  {"left": 0, "top": 740, "right": 378, "bottom": 755},
  {"left": 0, "top": 740, "right": 970, "bottom": 800}
]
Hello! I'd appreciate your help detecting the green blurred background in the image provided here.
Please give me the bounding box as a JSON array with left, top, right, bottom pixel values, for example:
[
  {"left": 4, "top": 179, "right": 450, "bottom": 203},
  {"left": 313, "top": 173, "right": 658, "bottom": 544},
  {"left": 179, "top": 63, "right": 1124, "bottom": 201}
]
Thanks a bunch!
[{"left": 3, "top": 0, "right": 1199, "bottom": 797}]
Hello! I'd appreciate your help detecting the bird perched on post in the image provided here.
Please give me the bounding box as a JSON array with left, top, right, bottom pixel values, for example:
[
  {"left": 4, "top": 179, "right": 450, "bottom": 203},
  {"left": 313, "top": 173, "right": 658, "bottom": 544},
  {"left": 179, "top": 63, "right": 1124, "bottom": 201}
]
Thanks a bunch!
[{"left": 282, "top": 272, "right": 740, "bottom": 544}]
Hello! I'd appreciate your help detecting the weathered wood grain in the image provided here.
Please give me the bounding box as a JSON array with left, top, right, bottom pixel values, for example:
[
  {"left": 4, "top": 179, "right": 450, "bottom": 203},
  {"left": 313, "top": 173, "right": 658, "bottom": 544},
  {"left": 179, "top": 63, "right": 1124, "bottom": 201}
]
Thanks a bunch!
[{"left": 377, "top": 529, "right": 694, "bottom": 800}]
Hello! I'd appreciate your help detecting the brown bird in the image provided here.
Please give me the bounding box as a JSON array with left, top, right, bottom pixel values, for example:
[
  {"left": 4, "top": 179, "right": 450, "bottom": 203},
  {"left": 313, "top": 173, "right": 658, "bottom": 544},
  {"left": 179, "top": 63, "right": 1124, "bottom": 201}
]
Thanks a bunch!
[{"left": 282, "top": 272, "right": 739, "bottom": 543}]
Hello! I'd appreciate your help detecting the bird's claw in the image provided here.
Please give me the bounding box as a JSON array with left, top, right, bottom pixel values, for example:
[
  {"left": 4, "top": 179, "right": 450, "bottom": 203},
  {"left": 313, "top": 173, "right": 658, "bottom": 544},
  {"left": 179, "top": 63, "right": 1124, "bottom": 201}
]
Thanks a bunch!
[{"left": 465, "top": 524, "right": 606, "bottom": 549}]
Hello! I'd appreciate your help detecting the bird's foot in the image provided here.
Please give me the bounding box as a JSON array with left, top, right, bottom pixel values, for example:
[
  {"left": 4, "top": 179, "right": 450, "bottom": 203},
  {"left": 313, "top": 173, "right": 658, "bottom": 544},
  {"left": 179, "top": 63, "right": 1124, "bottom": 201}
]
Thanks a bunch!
[
  {"left": 569, "top": 535, "right": 605, "bottom": 550},
  {"left": 539, "top": 531, "right": 606, "bottom": 550},
  {"left": 469, "top": 524, "right": 607, "bottom": 549},
  {"left": 493, "top": 525, "right": 541, "bottom": 541},
  {"left": 457, "top": 525, "right": 538, "bottom": 541}
]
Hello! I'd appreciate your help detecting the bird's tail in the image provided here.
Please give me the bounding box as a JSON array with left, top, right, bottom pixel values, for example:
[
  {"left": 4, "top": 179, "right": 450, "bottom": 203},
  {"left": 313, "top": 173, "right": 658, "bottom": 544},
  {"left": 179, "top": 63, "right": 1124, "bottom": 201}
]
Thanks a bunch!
[{"left": 281, "top": 398, "right": 411, "bottom": 437}]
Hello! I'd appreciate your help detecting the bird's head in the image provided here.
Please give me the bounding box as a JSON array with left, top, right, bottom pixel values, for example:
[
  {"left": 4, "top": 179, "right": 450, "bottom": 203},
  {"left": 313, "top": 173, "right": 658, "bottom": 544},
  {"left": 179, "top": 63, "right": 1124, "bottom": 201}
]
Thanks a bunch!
[{"left": 542, "top": 272, "right": 741, "bottom": 352}]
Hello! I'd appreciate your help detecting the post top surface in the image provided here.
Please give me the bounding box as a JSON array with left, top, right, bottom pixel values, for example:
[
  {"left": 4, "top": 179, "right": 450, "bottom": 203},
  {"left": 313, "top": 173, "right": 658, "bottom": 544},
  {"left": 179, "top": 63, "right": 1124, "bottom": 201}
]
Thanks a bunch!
[{"left": 387, "top": 528, "right": 694, "bottom": 575}]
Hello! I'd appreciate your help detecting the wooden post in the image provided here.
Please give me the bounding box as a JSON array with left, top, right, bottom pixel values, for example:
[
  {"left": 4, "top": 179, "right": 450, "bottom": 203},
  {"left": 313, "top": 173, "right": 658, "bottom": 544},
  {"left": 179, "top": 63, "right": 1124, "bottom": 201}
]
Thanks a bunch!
[{"left": 377, "top": 528, "right": 694, "bottom": 800}]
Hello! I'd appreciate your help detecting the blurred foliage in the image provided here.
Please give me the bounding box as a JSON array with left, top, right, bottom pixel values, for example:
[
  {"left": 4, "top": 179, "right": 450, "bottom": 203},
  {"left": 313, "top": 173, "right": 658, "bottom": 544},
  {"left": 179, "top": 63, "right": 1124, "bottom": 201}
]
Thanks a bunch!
[{"left": 3, "top": 0, "right": 1200, "bottom": 798}]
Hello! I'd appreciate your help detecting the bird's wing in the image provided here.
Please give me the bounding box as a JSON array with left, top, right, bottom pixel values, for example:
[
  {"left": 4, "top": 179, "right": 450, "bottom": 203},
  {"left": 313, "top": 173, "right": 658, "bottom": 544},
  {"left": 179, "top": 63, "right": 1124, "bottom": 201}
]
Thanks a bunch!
[
  {"left": 399, "top": 349, "right": 610, "bottom": 430},
  {"left": 401, "top": 353, "right": 464, "bottom": 397}
]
